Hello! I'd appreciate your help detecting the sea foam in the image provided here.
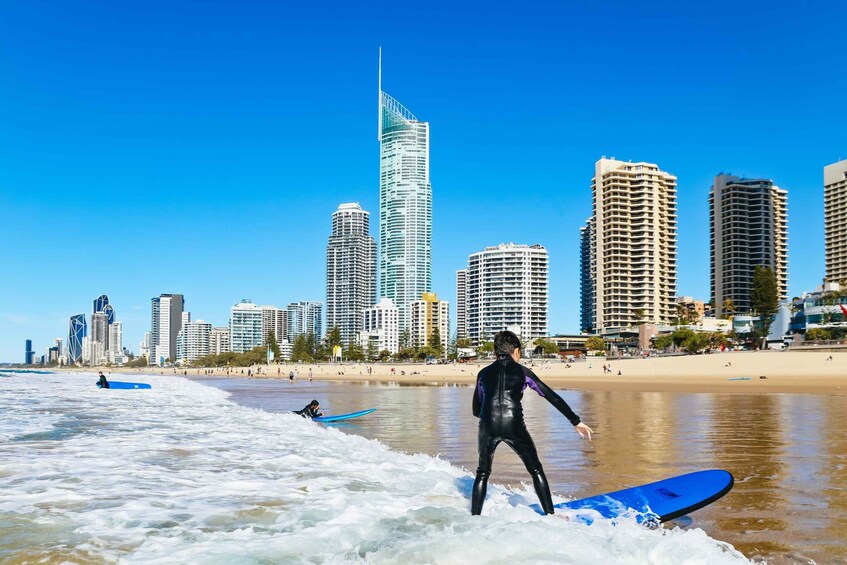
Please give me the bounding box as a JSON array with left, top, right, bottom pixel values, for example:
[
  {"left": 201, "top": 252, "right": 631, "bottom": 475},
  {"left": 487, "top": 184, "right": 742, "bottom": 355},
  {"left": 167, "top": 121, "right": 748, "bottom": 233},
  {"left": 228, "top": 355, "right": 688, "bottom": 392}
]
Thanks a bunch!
[{"left": 0, "top": 372, "right": 750, "bottom": 564}]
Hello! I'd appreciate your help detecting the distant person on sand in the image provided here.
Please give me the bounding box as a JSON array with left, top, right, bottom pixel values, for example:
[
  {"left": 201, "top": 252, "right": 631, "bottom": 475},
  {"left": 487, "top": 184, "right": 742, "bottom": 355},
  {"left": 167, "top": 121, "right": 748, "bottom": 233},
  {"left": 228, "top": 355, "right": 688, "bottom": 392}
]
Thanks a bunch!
[
  {"left": 471, "top": 330, "right": 593, "bottom": 516},
  {"left": 294, "top": 400, "right": 323, "bottom": 419},
  {"left": 97, "top": 371, "right": 110, "bottom": 389}
]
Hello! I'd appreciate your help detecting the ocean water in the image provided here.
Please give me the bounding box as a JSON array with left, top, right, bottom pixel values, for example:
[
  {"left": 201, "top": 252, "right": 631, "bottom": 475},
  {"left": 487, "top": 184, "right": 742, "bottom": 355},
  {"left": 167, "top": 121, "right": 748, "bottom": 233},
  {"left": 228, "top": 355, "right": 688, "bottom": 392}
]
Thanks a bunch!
[{"left": 0, "top": 371, "right": 749, "bottom": 564}]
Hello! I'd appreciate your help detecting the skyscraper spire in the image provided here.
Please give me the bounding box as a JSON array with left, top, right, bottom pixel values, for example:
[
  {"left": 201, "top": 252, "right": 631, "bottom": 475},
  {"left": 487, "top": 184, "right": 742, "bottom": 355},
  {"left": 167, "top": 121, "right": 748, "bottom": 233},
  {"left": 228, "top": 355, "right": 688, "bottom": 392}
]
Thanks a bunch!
[{"left": 377, "top": 47, "right": 382, "bottom": 140}]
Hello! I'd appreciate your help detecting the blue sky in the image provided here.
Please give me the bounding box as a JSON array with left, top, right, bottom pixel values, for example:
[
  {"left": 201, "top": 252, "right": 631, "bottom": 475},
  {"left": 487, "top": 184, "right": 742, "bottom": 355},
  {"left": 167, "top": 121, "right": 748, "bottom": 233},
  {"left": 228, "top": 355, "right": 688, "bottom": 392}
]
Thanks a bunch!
[{"left": 1, "top": 0, "right": 844, "bottom": 362}]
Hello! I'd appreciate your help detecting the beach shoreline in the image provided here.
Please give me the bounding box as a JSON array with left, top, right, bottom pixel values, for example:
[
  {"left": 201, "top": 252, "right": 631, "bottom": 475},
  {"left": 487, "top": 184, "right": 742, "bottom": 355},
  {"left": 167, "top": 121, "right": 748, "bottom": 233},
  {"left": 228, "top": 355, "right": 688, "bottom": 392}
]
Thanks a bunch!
[{"left": 63, "top": 350, "right": 847, "bottom": 395}]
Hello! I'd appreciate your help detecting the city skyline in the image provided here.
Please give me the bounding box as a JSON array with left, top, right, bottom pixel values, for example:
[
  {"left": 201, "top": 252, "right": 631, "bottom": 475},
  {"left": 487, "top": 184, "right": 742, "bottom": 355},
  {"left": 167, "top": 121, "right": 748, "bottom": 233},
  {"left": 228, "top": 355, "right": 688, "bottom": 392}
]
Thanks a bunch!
[{"left": 2, "top": 2, "right": 845, "bottom": 362}]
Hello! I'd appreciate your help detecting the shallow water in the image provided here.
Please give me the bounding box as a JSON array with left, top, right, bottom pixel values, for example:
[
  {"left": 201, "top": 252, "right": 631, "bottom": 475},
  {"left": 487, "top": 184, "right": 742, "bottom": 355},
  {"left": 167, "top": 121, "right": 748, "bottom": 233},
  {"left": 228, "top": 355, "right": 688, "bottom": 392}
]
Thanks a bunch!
[
  {"left": 0, "top": 371, "right": 755, "bottom": 564},
  {"left": 199, "top": 375, "right": 847, "bottom": 564}
]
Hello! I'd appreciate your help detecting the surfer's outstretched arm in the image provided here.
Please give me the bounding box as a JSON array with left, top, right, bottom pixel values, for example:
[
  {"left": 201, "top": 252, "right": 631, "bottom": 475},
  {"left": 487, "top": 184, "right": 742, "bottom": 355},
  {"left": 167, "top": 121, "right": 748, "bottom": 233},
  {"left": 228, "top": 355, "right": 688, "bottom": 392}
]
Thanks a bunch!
[{"left": 524, "top": 368, "right": 593, "bottom": 440}]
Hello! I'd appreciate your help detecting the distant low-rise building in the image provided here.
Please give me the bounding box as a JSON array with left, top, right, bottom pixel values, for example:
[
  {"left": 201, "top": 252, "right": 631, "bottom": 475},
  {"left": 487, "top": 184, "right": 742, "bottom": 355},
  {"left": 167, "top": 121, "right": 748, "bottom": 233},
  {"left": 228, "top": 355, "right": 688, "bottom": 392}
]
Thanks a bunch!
[
  {"left": 359, "top": 298, "right": 399, "bottom": 355},
  {"left": 410, "top": 293, "right": 449, "bottom": 355}
]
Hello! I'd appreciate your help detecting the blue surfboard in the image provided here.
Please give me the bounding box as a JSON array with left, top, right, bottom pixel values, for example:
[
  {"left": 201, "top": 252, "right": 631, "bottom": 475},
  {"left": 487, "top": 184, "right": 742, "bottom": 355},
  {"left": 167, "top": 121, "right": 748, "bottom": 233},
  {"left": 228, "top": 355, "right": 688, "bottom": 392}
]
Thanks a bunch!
[
  {"left": 314, "top": 408, "right": 376, "bottom": 422},
  {"left": 98, "top": 381, "right": 152, "bottom": 390},
  {"left": 531, "top": 469, "right": 733, "bottom": 523}
]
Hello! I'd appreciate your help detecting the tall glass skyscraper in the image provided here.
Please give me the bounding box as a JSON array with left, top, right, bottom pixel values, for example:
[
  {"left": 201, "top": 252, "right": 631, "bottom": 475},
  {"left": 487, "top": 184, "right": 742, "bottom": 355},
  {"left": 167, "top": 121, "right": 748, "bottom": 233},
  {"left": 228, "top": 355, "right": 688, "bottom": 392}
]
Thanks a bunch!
[
  {"left": 378, "top": 51, "right": 432, "bottom": 332},
  {"left": 68, "top": 314, "right": 86, "bottom": 365}
]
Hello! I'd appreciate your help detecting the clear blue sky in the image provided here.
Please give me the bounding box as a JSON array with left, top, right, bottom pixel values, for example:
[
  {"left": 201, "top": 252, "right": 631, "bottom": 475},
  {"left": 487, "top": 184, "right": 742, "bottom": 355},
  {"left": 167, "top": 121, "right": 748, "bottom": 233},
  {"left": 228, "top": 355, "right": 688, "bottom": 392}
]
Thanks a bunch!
[{"left": 1, "top": 0, "right": 844, "bottom": 362}]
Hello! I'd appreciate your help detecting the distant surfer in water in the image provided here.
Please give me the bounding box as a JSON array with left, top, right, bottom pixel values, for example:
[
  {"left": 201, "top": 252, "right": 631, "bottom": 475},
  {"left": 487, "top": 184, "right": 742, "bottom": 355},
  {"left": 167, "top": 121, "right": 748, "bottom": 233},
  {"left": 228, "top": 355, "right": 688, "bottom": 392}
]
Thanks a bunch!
[
  {"left": 471, "top": 331, "right": 593, "bottom": 515},
  {"left": 97, "top": 372, "right": 110, "bottom": 389},
  {"left": 294, "top": 400, "right": 323, "bottom": 419}
]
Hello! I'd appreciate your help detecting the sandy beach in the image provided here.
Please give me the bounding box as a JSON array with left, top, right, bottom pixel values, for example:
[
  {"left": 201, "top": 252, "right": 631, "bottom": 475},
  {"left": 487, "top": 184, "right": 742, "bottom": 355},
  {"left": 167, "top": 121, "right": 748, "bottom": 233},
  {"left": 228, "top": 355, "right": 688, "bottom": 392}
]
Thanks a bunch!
[{"left": 101, "top": 350, "right": 847, "bottom": 394}]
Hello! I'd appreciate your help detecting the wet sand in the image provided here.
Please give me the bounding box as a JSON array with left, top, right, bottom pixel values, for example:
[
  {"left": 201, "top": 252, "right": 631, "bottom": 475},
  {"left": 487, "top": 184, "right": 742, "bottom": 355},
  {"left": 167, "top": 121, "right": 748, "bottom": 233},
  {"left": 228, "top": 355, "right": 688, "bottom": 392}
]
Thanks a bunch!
[{"left": 108, "top": 350, "right": 847, "bottom": 394}]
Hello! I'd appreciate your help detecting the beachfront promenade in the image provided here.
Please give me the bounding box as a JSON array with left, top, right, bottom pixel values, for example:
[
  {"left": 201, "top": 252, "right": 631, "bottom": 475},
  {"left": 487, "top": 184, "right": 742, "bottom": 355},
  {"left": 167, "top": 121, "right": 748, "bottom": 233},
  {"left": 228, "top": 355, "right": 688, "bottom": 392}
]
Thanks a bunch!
[{"left": 103, "top": 350, "right": 847, "bottom": 394}]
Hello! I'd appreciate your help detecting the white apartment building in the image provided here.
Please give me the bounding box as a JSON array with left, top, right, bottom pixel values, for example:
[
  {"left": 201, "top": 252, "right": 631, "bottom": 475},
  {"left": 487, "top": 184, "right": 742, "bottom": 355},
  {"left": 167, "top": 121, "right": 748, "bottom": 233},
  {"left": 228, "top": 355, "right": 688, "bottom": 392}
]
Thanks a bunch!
[
  {"left": 465, "top": 243, "right": 548, "bottom": 346},
  {"left": 710, "top": 174, "right": 788, "bottom": 317},
  {"left": 379, "top": 54, "right": 432, "bottom": 332},
  {"left": 326, "top": 203, "right": 377, "bottom": 346},
  {"left": 230, "top": 300, "right": 264, "bottom": 353},
  {"left": 409, "top": 293, "right": 449, "bottom": 354},
  {"left": 139, "top": 332, "right": 150, "bottom": 361},
  {"left": 287, "top": 301, "right": 323, "bottom": 342},
  {"left": 176, "top": 320, "right": 212, "bottom": 364},
  {"left": 108, "top": 322, "right": 122, "bottom": 354},
  {"left": 261, "top": 306, "right": 288, "bottom": 344},
  {"left": 456, "top": 269, "right": 468, "bottom": 339},
  {"left": 209, "top": 327, "right": 231, "bottom": 355},
  {"left": 825, "top": 159, "right": 847, "bottom": 282},
  {"left": 586, "top": 158, "right": 678, "bottom": 334},
  {"left": 150, "top": 294, "right": 184, "bottom": 366},
  {"left": 359, "top": 297, "right": 399, "bottom": 355}
]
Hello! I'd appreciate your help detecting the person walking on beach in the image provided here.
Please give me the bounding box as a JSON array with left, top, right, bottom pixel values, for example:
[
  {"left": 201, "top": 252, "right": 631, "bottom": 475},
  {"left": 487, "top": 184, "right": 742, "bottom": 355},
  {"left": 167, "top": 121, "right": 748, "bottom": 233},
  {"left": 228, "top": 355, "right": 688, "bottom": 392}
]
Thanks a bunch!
[
  {"left": 294, "top": 400, "right": 323, "bottom": 419},
  {"left": 471, "top": 331, "right": 593, "bottom": 515}
]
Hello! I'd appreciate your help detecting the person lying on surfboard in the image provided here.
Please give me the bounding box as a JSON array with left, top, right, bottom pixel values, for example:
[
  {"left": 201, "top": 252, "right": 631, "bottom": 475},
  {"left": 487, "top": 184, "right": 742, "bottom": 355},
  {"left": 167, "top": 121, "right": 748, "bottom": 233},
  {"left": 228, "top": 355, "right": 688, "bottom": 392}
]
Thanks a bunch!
[
  {"left": 471, "top": 330, "right": 593, "bottom": 515},
  {"left": 294, "top": 400, "right": 324, "bottom": 419},
  {"left": 96, "top": 372, "right": 110, "bottom": 389}
]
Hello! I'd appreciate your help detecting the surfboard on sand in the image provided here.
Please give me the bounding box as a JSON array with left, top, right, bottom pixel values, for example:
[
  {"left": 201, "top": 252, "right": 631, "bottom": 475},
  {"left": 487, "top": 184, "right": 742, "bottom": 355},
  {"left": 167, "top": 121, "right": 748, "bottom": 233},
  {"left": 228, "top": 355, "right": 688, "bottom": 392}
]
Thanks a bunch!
[
  {"left": 531, "top": 469, "right": 734, "bottom": 524},
  {"left": 314, "top": 408, "right": 376, "bottom": 422},
  {"left": 98, "top": 381, "right": 152, "bottom": 390}
]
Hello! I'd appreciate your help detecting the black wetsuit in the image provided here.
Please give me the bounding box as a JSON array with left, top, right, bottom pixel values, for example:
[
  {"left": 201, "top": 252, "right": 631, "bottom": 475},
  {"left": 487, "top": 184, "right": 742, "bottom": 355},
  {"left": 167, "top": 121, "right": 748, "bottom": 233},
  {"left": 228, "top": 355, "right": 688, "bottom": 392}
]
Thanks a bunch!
[
  {"left": 97, "top": 376, "right": 110, "bottom": 389},
  {"left": 471, "top": 356, "right": 581, "bottom": 515},
  {"left": 294, "top": 404, "right": 322, "bottom": 419}
]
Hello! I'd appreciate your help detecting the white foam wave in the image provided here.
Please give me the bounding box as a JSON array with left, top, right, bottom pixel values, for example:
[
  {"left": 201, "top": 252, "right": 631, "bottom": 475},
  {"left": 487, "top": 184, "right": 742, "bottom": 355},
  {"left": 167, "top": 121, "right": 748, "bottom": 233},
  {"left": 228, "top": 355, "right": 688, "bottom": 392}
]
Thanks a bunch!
[{"left": 0, "top": 372, "right": 750, "bottom": 564}]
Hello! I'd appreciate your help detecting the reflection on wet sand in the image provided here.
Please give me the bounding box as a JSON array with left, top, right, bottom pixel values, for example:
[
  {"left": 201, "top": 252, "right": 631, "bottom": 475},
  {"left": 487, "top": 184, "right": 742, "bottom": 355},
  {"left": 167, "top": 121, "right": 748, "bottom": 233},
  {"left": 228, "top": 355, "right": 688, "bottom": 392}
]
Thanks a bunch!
[{"left": 195, "top": 377, "right": 847, "bottom": 564}]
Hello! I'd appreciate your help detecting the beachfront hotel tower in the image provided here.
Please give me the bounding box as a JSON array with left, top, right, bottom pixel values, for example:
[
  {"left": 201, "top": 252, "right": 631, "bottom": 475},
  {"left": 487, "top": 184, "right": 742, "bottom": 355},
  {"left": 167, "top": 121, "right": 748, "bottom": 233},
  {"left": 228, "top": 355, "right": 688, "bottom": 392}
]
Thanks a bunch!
[
  {"left": 229, "top": 300, "right": 264, "bottom": 354},
  {"left": 579, "top": 219, "right": 595, "bottom": 333},
  {"left": 378, "top": 51, "right": 432, "bottom": 333},
  {"left": 710, "top": 174, "right": 788, "bottom": 317},
  {"left": 150, "top": 293, "right": 184, "bottom": 366},
  {"left": 456, "top": 269, "right": 468, "bottom": 339},
  {"left": 464, "top": 243, "right": 549, "bottom": 346},
  {"left": 587, "top": 158, "right": 678, "bottom": 334},
  {"left": 825, "top": 159, "right": 847, "bottom": 283},
  {"left": 326, "top": 203, "right": 377, "bottom": 346}
]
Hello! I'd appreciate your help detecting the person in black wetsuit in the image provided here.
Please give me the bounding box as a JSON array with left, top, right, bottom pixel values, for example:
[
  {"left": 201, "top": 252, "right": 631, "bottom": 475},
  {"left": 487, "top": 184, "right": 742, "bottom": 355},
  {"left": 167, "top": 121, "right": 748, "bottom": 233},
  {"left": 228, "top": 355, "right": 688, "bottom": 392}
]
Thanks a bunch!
[
  {"left": 97, "top": 372, "right": 110, "bottom": 389},
  {"left": 295, "top": 399, "right": 323, "bottom": 419},
  {"left": 471, "top": 331, "right": 593, "bottom": 515}
]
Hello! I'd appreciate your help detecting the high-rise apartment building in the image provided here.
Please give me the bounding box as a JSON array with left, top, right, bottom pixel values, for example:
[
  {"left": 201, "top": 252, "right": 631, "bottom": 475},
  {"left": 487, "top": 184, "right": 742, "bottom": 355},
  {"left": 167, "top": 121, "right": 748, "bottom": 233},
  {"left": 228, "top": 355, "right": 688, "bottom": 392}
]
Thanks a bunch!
[
  {"left": 287, "top": 301, "right": 323, "bottom": 342},
  {"left": 230, "top": 300, "right": 264, "bottom": 353},
  {"left": 177, "top": 320, "right": 211, "bottom": 364},
  {"left": 825, "top": 159, "right": 847, "bottom": 282},
  {"left": 150, "top": 294, "right": 184, "bottom": 365},
  {"left": 68, "top": 314, "right": 86, "bottom": 365},
  {"left": 378, "top": 52, "right": 432, "bottom": 332},
  {"left": 456, "top": 269, "right": 468, "bottom": 340},
  {"left": 359, "top": 297, "right": 399, "bottom": 355},
  {"left": 25, "top": 339, "right": 34, "bottom": 365},
  {"left": 91, "top": 312, "right": 109, "bottom": 354},
  {"left": 108, "top": 322, "right": 122, "bottom": 354},
  {"left": 210, "top": 327, "right": 231, "bottom": 355},
  {"left": 579, "top": 219, "right": 595, "bottom": 333},
  {"left": 409, "top": 293, "right": 449, "bottom": 354},
  {"left": 326, "top": 203, "right": 377, "bottom": 346},
  {"left": 261, "top": 306, "right": 288, "bottom": 344},
  {"left": 710, "top": 174, "right": 788, "bottom": 317},
  {"left": 586, "top": 158, "right": 678, "bottom": 333},
  {"left": 464, "top": 243, "right": 549, "bottom": 346}
]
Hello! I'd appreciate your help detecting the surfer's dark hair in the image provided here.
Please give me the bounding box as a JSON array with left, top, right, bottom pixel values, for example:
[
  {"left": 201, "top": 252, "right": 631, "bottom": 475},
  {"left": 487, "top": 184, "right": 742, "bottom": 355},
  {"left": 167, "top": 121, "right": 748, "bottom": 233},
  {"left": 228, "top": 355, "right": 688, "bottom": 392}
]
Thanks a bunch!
[
  {"left": 494, "top": 331, "right": 521, "bottom": 357},
  {"left": 310, "top": 399, "right": 319, "bottom": 406}
]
